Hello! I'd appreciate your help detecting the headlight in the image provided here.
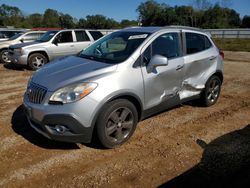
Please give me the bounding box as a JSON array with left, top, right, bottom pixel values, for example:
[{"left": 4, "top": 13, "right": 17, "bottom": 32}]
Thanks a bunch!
[{"left": 49, "top": 82, "right": 98, "bottom": 104}]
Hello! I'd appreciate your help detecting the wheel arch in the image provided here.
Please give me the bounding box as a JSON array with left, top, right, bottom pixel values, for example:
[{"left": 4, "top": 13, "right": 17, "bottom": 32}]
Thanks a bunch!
[
  {"left": 89, "top": 92, "right": 143, "bottom": 142},
  {"left": 28, "top": 51, "right": 50, "bottom": 62}
]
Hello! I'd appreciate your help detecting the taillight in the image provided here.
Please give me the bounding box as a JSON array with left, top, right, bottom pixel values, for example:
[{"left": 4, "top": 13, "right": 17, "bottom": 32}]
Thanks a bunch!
[{"left": 219, "top": 49, "right": 224, "bottom": 60}]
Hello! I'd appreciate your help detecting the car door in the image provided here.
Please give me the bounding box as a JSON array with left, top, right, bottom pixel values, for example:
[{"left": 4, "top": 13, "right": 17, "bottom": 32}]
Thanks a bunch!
[
  {"left": 141, "top": 32, "right": 184, "bottom": 109},
  {"left": 73, "top": 30, "right": 92, "bottom": 52},
  {"left": 179, "top": 32, "right": 217, "bottom": 100},
  {"left": 49, "top": 31, "right": 76, "bottom": 60}
]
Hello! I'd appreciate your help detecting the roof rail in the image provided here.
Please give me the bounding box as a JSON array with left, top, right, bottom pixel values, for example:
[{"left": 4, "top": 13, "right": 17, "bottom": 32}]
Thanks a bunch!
[{"left": 162, "top": 25, "right": 202, "bottom": 31}]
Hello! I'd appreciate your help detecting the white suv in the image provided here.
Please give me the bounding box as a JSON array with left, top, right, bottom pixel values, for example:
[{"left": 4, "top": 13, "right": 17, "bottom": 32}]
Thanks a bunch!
[{"left": 8, "top": 29, "right": 103, "bottom": 70}]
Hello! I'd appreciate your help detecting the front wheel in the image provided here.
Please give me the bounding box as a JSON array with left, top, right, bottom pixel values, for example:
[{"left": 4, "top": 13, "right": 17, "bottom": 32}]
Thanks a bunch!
[
  {"left": 200, "top": 75, "right": 222, "bottom": 107},
  {"left": 96, "top": 99, "right": 138, "bottom": 148},
  {"left": 28, "top": 53, "right": 48, "bottom": 70},
  {"left": 0, "top": 49, "right": 10, "bottom": 64}
]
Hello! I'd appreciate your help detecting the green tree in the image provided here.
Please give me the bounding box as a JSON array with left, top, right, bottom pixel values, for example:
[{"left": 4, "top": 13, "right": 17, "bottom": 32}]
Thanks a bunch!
[
  {"left": 0, "top": 4, "right": 24, "bottom": 27},
  {"left": 136, "top": 0, "right": 165, "bottom": 26},
  {"left": 27, "top": 13, "right": 43, "bottom": 28},
  {"left": 241, "top": 15, "right": 250, "bottom": 28},
  {"left": 120, "top": 19, "right": 138, "bottom": 28},
  {"left": 201, "top": 4, "right": 240, "bottom": 28},
  {"left": 59, "top": 13, "right": 75, "bottom": 28},
  {"left": 42, "top": 9, "right": 60, "bottom": 27}
]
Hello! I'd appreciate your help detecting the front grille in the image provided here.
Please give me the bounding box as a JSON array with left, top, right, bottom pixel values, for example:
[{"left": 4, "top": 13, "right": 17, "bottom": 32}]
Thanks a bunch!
[{"left": 26, "top": 82, "right": 47, "bottom": 104}]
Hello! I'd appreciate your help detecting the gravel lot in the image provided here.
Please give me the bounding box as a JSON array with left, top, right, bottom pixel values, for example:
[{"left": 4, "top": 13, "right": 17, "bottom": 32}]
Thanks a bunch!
[{"left": 0, "top": 51, "right": 250, "bottom": 187}]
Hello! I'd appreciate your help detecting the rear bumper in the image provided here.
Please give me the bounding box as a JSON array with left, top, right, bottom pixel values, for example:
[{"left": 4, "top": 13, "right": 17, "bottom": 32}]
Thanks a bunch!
[{"left": 23, "top": 105, "right": 93, "bottom": 143}]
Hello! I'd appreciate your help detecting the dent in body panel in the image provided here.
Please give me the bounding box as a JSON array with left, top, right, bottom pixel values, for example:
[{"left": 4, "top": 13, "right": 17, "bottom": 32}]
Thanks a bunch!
[{"left": 178, "top": 51, "right": 218, "bottom": 100}]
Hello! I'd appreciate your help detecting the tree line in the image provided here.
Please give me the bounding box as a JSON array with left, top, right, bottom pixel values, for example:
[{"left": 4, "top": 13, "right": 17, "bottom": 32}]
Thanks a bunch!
[{"left": 0, "top": 1, "right": 250, "bottom": 29}]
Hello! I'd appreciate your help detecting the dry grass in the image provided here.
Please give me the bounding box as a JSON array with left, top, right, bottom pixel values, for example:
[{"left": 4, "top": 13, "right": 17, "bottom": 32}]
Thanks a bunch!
[{"left": 213, "top": 38, "right": 250, "bottom": 52}]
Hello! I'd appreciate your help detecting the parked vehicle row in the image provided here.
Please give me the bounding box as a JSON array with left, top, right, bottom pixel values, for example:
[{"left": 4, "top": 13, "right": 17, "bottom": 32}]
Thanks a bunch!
[
  {"left": 0, "top": 29, "right": 103, "bottom": 70},
  {"left": 0, "top": 30, "right": 46, "bottom": 63},
  {"left": 0, "top": 29, "right": 25, "bottom": 41}
]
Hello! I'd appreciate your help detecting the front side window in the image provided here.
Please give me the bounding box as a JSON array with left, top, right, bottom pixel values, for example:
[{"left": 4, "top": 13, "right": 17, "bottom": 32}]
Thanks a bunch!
[
  {"left": 75, "top": 31, "right": 90, "bottom": 42},
  {"left": 54, "top": 31, "right": 73, "bottom": 43},
  {"left": 143, "top": 32, "right": 180, "bottom": 65},
  {"left": 79, "top": 31, "right": 150, "bottom": 64},
  {"left": 185, "top": 32, "right": 212, "bottom": 55}
]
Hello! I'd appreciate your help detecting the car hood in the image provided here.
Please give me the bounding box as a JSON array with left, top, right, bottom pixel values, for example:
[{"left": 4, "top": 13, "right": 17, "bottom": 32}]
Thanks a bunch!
[
  {"left": 0, "top": 40, "right": 16, "bottom": 47},
  {"left": 32, "top": 55, "right": 117, "bottom": 91},
  {"left": 10, "top": 41, "right": 41, "bottom": 49}
]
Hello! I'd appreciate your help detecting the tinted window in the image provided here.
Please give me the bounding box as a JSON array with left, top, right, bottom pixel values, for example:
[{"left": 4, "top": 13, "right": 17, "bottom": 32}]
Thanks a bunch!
[
  {"left": 75, "top": 31, "right": 90, "bottom": 42},
  {"left": 89, "top": 31, "right": 103, "bottom": 40},
  {"left": 143, "top": 32, "right": 180, "bottom": 64},
  {"left": 185, "top": 33, "right": 212, "bottom": 54},
  {"left": 55, "top": 31, "right": 73, "bottom": 43}
]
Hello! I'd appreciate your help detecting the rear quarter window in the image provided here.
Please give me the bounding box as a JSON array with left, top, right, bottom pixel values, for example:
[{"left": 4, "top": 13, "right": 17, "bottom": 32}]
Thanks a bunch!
[{"left": 185, "top": 32, "right": 212, "bottom": 55}]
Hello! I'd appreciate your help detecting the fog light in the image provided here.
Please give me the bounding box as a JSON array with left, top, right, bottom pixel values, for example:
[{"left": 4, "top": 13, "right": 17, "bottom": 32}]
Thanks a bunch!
[{"left": 55, "top": 125, "right": 68, "bottom": 134}]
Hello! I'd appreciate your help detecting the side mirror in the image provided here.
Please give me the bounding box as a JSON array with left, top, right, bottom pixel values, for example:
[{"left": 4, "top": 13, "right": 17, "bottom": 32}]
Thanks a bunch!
[
  {"left": 147, "top": 54, "right": 168, "bottom": 73},
  {"left": 52, "top": 39, "right": 58, "bottom": 46},
  {"left": 20, "top": 38, "right": 24, "bottom": 43}
]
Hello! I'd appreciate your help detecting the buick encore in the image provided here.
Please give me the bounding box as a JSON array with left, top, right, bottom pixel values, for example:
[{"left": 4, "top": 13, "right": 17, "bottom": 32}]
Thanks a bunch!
[{"left": 23, "top": 26, "right": 224, "bottom": 148}]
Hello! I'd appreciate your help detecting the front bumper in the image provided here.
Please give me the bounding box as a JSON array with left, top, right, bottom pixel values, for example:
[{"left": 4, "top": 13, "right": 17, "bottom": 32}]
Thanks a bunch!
[
  {"left": 23, "top": 94, "right": 99, "bottom": 143},
  {"left": 8, "top": 52, "right": 28, "bottom": 65}
]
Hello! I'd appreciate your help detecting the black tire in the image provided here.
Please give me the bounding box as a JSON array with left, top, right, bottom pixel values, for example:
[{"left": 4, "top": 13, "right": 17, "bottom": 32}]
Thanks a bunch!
[
  {"left": 28, "top": 53, "right": 48, "bottom": 70},
  {"left": 0, "top": 49, "right": 10, "bottom": 64},
  {"left": 96, "top": 99, "right": 138, "bottom": 148},
  {"left": 200, "top": 75, "right": 222, "bottom": 107}
]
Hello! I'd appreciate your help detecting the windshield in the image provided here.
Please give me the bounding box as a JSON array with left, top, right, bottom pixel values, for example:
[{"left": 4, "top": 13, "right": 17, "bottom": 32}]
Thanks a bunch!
[
  {"left": 8, "top": 33, "right": 24, "bottom": 40},
  {"left": 79, "top": 31, "right": 150, "bottom": 64},
  {"left": 37, "top": 31, "right": 58, "bottom": 42}
]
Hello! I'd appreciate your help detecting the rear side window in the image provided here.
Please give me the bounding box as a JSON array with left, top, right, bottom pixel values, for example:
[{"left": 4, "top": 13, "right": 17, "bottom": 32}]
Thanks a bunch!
[
  {"left": 75, "top": 31, "right": 90, "bottom": 42},
  {"left": 89, "top": 31, "right": 103, "bottom": 40},
  {"left": 185, "top": 33, "right": 212, "bottom": 55}
]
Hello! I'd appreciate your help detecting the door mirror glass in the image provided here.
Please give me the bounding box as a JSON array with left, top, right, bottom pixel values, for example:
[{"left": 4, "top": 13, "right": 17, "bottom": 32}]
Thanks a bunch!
[{"left": 147, "top": 54, "right": 168, "bottom": 73}]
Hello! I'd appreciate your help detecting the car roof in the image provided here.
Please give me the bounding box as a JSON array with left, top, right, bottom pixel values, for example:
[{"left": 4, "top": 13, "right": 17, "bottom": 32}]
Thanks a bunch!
[{"left": 121, "top": 25, "right": 204, "bottom": 34}]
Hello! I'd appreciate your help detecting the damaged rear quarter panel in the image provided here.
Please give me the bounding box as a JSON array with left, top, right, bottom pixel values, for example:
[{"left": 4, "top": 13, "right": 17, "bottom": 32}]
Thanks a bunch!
[{"left": 179, "top": 47, "right": 220, "bottom": 100}]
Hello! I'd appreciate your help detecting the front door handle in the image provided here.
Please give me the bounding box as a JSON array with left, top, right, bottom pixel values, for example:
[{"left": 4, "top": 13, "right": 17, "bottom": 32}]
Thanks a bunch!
[{"left": 176, "top": 64, "right": 184, "bottom": 71}]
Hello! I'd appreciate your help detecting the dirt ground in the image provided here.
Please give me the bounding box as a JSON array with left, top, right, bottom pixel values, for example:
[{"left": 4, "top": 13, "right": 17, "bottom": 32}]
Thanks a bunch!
[{"left": 0, "top": 51, "right": 250, "bottom": 188}]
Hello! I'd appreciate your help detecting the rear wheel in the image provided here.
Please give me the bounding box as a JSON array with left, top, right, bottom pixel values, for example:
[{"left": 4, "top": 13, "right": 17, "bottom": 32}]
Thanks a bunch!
[
  {"left": 28, "top": 53, "right": 48, "bottom": 70},
  {"left": 200, "top": 75, "right": 222, "bottom": 107},
  {"left": 96, "top": 99, "right": 138, "bottom": 148},
  {"left": 0, "top": 49, "right": 10, "bottom": 63}
]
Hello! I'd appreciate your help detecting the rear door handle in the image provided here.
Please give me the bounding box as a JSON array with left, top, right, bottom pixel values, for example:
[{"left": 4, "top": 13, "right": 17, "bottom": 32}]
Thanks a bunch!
[{"left": 176, "top": 65, "right": 184, "bottom": 71}]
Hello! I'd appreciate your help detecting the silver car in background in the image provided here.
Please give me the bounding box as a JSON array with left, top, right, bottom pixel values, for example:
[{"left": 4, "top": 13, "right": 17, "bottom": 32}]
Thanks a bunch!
[
  {"left": 8, "top": 29, "right": 103, "bottom": 70},
  {"left": 0, "top": 30, "right": 45, "bottom": 63},
  {"left": 23, "top": 26, "right": 224, "bottom": 148}
]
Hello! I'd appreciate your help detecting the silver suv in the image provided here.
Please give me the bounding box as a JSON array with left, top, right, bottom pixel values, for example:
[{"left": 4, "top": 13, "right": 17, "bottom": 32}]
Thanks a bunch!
[
  {"left": 8, "top": 29, "right": 103, "bottom": 70},
  {"left": 23, "top": 26, "right": 224, "bottom": 148},
  {"left": 0, "top": 30, "right": 45, "bottom": 63}
]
